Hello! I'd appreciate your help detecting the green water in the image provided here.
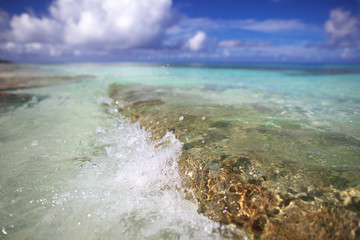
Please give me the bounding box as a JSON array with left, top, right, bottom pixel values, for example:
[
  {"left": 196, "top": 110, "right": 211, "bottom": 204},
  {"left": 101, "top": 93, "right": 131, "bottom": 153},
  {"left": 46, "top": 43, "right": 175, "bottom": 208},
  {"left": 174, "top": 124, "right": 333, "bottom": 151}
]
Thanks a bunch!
[{"left": 0, "top": 63, "right": 359, "bottom": 239}]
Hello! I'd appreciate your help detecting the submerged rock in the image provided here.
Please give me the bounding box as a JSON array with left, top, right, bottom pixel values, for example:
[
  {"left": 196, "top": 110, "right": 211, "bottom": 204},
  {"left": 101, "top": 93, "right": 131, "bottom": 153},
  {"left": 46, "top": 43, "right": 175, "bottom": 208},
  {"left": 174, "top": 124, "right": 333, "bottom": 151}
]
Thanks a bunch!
[
  {"left": 109, "top": 84, "right": 360, "bottom": 239},
  {"left": 0, "top": 92, "right": 32, "bottom": 111},
  {"left": 0, "top": 93, "right": 48, "bottom": 113}
]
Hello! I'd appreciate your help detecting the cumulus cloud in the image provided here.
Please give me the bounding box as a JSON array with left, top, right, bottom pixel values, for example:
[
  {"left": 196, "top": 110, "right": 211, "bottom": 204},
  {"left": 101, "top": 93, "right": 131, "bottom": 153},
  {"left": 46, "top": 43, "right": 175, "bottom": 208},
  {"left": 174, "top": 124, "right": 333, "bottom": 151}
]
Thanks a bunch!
[
  {"left": 186, "top": 31, "right": 207, "bottom": 51},
  {"left": 323, "top": 8, "right": 359, "bottom": 48},
  {"left": 2, "top": 1, "right": 357, "bottom": 62},
  {"left": 10, "top": 14, "right": 62, "bottom": 43},
  {"left": 2, "top": 0, "right": 176, "bottom": 57}
]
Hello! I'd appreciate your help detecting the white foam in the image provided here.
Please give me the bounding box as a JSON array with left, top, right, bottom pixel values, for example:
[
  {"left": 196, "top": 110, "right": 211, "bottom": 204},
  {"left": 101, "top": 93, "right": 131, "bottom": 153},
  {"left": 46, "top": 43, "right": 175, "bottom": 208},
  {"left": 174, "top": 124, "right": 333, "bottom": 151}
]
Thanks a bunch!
[{"left": 33, "top": 116, "right": 245, "bottom": 239}]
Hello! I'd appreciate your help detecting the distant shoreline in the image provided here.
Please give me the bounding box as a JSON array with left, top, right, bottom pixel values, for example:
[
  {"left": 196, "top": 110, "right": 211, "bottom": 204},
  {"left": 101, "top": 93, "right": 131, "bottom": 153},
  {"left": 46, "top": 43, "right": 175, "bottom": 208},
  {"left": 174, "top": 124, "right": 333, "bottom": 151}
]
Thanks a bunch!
[{"left": 0, "top": 59, "right": 12, "bottom": 64}]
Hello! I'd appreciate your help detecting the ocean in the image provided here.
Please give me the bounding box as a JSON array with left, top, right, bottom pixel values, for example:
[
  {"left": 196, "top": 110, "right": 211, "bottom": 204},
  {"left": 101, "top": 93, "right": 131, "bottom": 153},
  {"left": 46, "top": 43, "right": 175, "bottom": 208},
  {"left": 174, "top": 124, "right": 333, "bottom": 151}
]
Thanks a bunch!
[{"left": 0, "top": 63, "right": 359, "bottom": 239}]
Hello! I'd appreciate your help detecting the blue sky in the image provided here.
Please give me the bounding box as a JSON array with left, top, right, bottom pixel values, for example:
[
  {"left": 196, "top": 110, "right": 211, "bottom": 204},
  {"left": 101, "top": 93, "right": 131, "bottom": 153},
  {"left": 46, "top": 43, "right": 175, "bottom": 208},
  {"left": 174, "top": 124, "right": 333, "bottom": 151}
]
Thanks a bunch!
[{"left": 0, "top": 0, "right": 359, "bottom": 62}]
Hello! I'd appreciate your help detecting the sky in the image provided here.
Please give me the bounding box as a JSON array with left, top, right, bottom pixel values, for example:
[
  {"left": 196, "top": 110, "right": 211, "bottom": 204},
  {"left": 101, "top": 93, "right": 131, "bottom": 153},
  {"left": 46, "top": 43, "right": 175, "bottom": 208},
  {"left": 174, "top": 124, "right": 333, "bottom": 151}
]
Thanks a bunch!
[{"left": 0, "top": 0, "right": 359, "bottom": 63}]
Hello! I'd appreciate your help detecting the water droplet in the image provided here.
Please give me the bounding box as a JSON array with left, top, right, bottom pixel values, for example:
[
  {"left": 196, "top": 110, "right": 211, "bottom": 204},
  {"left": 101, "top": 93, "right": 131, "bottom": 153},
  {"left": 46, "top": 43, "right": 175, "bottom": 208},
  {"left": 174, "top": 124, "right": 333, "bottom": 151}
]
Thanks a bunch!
[{"left": 96, "top": 127, "right": 105, "bottom": 134}]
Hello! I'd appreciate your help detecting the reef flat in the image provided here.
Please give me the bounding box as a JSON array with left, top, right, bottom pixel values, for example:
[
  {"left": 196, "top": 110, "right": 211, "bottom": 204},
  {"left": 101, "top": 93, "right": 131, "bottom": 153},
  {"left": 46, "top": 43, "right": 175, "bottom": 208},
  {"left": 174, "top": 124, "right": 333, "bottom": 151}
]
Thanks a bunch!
[
  {"left": 110, "top": 84, "right": 360, "bottom": 239},
  {"left": 0, "top": 65, "right": 91, "bottom": 90}
]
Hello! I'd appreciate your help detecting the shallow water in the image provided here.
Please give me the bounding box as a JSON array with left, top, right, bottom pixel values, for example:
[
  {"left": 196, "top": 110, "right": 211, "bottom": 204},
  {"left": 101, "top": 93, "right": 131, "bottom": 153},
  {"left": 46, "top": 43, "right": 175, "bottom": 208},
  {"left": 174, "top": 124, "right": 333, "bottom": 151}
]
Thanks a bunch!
[
  {"left": 0, "top": 63, "right": 359, "bottom": 239},
  {"left": 0, "top": 64, "right": 246, "bottom": 239}
]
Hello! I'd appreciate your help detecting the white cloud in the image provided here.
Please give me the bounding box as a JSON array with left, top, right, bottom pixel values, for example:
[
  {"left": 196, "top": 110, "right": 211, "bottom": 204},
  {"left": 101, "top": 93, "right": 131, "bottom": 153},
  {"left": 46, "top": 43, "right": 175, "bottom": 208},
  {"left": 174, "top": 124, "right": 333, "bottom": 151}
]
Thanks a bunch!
[
  {"left": 3, "top": 0, "right": 175, "bottom": 57},
  {"left": 10, "top": 14, "right": 62, "bottom": 43},
  {"left": 218, "top": 40, "right": 272, "bottom": 48},
  {"left": 341, "top": 48, "right": 355, "bottom": 59},
  {"left": 218, "top": 40, "right": 240, "bottom": 48},
  {"left": 0, "top": 41, "right": 65, "bottom": 56},
  {"left": 166, "top": 25, "right": 184, "bottom": 35},
  {"left": 60, "top": 0, "right": 173, "bottom": 48},
  {"left": 324, "top": 8, "right": 359, "bottom": 48},
  {"left": 1, "top": 2, "right": 357, "bottom": 62},
  {"left": 325, "top": 8, "right": 358, "bottom": 38},
  {"left": 172, "top": 17, "right": 308, "bottom": 35},
  {"left": 239, "top": 19, "right": 305, "bottom": 32},
  {"left": 186, "top": 31, "right": 206, "bottom": 51}
]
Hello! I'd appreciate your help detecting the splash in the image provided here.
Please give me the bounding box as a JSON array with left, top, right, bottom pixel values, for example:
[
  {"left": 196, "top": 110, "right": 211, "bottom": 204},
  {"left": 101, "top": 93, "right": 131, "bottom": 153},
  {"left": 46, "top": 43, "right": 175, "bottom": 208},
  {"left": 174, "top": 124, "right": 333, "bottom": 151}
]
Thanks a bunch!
[{"left": 5, "top": 104, "right": 246, "bottom": 239}]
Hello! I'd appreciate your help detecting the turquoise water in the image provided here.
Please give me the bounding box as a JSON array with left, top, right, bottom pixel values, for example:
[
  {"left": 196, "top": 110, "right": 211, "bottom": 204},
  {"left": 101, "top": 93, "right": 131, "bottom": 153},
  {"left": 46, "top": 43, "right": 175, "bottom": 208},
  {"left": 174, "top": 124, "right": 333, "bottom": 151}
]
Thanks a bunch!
[{"left": 0, "top": 63, "right": 359, "bottom": 239}]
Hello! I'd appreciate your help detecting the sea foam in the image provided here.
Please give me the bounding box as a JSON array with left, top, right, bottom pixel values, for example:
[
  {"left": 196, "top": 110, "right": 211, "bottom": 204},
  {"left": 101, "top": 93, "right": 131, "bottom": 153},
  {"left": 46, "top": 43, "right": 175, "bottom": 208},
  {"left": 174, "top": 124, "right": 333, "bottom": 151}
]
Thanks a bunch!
[{"left": 26, "top": 101, "right": 245, "bottom": 239}]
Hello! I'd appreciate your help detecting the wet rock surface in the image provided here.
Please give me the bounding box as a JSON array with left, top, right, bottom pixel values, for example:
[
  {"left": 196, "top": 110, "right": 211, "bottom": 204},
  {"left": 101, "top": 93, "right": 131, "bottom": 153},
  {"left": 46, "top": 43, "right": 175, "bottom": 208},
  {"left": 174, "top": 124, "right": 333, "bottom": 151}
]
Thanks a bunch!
[{"left": 110, "top": 84, "right": 360, "bottom": 239}]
